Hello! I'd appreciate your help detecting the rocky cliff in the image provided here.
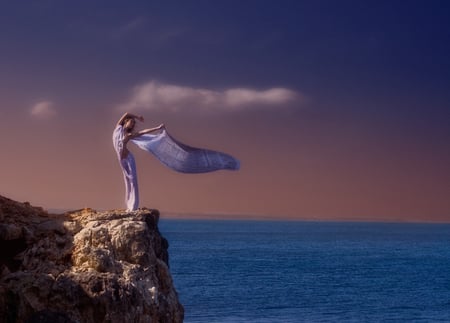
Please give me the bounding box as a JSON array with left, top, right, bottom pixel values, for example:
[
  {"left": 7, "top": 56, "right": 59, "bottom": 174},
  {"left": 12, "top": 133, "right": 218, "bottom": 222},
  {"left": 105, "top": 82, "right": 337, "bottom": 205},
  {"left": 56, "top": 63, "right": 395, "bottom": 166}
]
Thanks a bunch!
[{"left": 0, "top": 195, "right": 184, "bottom": 323}]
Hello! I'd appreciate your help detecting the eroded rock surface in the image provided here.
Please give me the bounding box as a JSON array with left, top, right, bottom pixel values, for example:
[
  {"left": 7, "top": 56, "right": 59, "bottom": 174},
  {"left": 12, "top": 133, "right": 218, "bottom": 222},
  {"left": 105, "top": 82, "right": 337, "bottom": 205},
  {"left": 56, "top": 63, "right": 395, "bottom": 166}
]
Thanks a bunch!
[{"left": 0, "top": 196, "right": 184, "bottom": 323}]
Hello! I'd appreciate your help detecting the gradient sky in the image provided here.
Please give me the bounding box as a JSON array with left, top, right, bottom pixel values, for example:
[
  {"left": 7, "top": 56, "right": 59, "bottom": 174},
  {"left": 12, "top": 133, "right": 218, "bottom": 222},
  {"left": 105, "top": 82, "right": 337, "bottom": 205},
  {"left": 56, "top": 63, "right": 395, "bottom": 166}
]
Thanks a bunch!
[{"left": 1, "top": 1, "right": 449, "bottom": 222}]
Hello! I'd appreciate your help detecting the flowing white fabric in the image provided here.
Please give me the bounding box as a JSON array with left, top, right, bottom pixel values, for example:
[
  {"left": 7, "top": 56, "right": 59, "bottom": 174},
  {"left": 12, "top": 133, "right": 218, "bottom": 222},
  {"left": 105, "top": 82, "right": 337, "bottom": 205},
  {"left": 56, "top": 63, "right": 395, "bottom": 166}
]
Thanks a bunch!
[
  {"left": 113, "top": 125, "right": 239, "bottom": 210},
  {"left": 131, "top": 129, "right": 240, "bottom": 173}
]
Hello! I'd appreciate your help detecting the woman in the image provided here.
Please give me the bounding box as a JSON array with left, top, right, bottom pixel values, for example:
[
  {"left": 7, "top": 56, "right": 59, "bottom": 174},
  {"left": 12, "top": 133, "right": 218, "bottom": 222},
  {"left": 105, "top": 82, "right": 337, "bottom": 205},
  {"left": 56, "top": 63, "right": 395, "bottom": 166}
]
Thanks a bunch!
[
  {"left": 113, "top": 113, "right": 164, "bottom": 211},
  {"left": 113, "top": 112, "right": 239, "bottom": 211}
]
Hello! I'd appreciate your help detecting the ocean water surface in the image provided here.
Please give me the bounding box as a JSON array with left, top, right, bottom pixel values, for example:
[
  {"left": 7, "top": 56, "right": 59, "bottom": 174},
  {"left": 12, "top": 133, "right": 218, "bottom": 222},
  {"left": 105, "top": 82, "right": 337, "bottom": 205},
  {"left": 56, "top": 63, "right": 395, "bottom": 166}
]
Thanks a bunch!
[{"left": 159, "top": 220, "right": 450, "bottom": 322}]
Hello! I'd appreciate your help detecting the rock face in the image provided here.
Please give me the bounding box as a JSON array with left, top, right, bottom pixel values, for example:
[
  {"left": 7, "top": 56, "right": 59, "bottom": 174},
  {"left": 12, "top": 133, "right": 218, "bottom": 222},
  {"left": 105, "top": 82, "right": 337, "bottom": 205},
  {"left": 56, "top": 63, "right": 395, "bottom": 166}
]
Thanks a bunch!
[{"left": 0, "top": 195, "right": 184, "bottom": 323}]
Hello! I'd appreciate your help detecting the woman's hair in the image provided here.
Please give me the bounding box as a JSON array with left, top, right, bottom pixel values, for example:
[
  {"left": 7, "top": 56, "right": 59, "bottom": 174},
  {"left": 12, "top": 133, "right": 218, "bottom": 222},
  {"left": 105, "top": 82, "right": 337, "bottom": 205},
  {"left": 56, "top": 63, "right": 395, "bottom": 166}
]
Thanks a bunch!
[
  {"left": 120, "top": 117, "right": 129, "bottom": 125},
  {"left": 122, "top": 117, "right": 135, "bottom": 132}
]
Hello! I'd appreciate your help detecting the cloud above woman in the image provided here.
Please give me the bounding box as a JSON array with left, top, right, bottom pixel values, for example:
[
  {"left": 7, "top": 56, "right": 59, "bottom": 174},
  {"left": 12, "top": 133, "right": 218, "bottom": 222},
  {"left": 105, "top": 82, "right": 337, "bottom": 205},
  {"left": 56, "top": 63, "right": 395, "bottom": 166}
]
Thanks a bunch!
[{"left": 117, "top": 80, "right": 303, "bottom": 112}]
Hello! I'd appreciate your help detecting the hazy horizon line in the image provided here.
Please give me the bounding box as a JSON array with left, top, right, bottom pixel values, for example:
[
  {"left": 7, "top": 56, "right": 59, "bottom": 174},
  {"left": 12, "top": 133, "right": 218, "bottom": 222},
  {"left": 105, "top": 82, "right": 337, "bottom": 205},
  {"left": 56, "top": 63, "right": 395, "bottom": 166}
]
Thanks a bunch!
[{"left": 46, "top": 208, "right": 450, "bottom": 225}]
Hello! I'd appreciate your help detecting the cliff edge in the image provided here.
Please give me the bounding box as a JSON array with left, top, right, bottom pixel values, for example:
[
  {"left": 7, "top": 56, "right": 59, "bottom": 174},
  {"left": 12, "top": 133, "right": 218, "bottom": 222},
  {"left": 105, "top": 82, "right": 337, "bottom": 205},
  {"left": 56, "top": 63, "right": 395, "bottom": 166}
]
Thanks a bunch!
[{"left": 0, "top": 195, "right": 184, "bottom": 323}]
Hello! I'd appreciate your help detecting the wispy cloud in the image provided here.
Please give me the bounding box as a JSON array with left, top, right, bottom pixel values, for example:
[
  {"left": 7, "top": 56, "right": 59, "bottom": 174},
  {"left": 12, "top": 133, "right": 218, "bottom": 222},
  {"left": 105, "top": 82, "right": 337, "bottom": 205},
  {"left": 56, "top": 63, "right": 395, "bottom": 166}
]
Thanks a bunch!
[
  {"left": 111, "top": 16, "right": 187, "bottom": 47},
  {"left": 117, "top": 81, "right": 303, "bottom": 112},
  {"left": 113, "top": 16, "right": 147, "bottom": 39},
  {"left": 30, "top": 101, "right": 56, "bottom": 119}
]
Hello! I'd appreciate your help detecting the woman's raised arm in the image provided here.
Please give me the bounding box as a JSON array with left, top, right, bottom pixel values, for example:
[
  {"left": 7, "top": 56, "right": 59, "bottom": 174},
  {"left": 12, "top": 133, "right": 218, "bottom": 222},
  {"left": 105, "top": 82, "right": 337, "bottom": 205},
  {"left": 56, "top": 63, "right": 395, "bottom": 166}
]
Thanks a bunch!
[
  {"left": 130, "top": 124, "right": 165, "bottom": 139},
  {"left": 117, "top": 112, "right": 144, "bottom": 126}
]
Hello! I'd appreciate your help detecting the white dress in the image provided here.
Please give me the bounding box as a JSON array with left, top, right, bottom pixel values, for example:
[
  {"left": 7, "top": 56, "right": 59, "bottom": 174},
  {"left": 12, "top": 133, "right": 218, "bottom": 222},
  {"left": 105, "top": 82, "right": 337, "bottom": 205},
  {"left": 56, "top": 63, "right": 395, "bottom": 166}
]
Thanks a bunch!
[{"left": 113, "top": 125, "right": 139, "bottom": 211}]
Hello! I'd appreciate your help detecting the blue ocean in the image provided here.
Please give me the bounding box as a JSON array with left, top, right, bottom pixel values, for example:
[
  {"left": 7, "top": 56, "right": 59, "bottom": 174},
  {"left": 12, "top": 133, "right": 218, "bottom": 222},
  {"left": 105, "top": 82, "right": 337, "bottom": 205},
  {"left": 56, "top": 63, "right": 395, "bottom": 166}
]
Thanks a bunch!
[{"left": 159, "top": 220, "right": 450, "bottom": 322}]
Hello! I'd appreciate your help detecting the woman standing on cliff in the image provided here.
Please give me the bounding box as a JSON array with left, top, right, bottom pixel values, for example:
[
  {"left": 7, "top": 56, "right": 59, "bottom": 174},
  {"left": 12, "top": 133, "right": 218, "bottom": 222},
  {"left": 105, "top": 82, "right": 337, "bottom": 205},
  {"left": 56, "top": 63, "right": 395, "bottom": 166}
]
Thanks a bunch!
[
  {"left": 113, "top": 113, "right": 164, "bottom": 211},
  {"left": 113, "top": 112, "right": 240, "bottom": 211}
]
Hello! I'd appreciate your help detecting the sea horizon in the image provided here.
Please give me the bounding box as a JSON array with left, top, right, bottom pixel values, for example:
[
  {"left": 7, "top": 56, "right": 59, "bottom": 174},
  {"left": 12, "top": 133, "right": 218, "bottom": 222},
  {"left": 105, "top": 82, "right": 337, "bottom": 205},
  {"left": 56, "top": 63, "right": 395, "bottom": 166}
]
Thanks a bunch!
[{"left": 44, "top": 207, "right": 450, "bottom": 225}]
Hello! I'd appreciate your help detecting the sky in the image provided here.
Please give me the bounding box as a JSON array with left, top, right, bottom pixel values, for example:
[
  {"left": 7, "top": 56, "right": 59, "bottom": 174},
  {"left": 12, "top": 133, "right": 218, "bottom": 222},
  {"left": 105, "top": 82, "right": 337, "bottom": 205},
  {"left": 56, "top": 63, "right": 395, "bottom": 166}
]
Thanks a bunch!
[{"left": 1, "top": 1, "right": 449, "bottom": 222}]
